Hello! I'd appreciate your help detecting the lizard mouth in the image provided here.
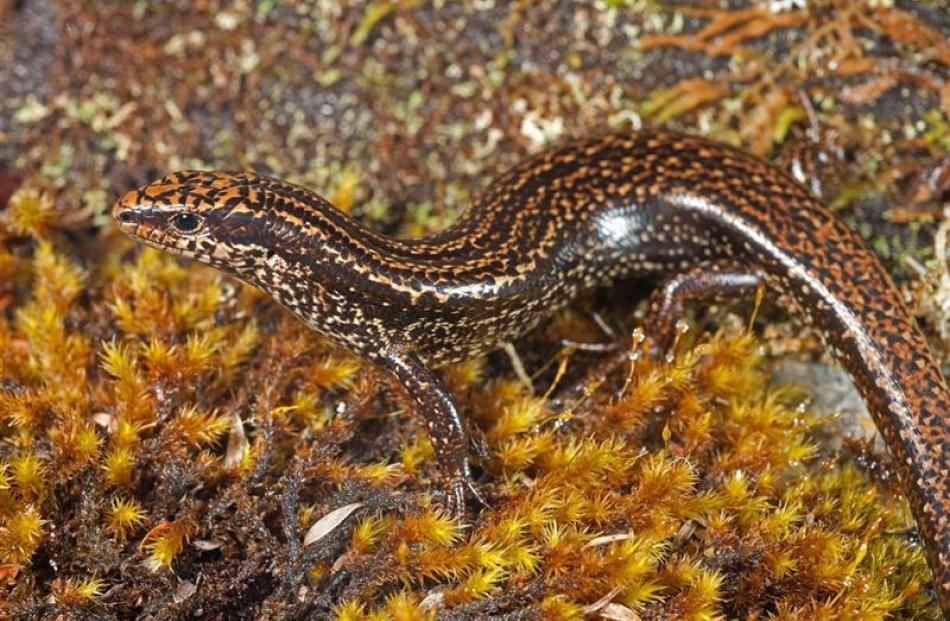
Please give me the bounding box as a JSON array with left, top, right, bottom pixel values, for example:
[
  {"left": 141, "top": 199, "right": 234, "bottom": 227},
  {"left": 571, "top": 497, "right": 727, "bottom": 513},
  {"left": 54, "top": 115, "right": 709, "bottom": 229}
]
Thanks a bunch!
[
  {"left": 112, "top": 190, "right": 148, "bottom": 234},
  {"left": 111, "top": 193, "right": 175, "bottom": 249}
]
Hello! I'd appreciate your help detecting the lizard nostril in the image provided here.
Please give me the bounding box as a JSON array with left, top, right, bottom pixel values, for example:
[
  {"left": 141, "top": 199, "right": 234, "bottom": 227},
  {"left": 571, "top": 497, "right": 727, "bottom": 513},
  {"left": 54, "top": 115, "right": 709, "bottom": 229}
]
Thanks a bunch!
[{"left": 116, "top": 210, "right": 134, "bottom": 224}]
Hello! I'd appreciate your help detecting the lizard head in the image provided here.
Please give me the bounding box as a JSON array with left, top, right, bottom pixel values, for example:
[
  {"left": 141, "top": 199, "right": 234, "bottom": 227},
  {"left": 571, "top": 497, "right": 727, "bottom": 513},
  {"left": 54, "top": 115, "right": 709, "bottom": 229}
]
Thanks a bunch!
[
  {"left": 112, "top": 170, "right": 338, "bottom": 281},
  {"left": 113, "top": 170, "right": 404, "bottom": 356}
]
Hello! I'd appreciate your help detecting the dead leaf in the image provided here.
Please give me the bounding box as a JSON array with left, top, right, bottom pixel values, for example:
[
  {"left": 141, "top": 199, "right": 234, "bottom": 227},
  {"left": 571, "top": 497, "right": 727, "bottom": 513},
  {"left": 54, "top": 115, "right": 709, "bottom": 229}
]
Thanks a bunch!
[
  {"left": 173, "top": 579, "right": 197, "bottom": 603},
  {"left": 420, "top": 591, "right": 445, "bottom": 610},
  {"left": 93, "top": 412, "right": 118, "bottom": 433},
  {"left": 224, "top": 412, "right": 247, "bottom": 469},
  {"left": 580, "top": 586, "right": 623, "bottom": 615},
  {"left": 584, "top": 532, "right": 637, "bottom": 548},
  {"left": 601, "top": 603, "right": 642, "bottom": 621},
  {"left": 303, "top": 502, "right": 364, "bottom": 547}
]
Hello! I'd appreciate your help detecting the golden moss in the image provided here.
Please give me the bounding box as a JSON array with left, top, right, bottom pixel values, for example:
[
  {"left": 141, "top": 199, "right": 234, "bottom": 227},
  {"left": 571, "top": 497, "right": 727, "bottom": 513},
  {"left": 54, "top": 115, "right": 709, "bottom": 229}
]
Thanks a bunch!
[
  {"left": 49, "top": 576, "right": 105, "bottom": 607},
  {"left": 107, "top": 496, "right": 147, "bottom": 540},
  {"left": 1, "top": 1, "right": 946, "bottom": 617},
  {"left": 2, "top": 188, "right": 57, "bottom": 239},
  {"left": 0, "top": 505, "right": 46, "bottom": 565},
  {"left": 0, "top": 178, "right": 940, "bottom": 621},
  {"left": 141, "top": 518, "right": 194, "bottom": 572}
]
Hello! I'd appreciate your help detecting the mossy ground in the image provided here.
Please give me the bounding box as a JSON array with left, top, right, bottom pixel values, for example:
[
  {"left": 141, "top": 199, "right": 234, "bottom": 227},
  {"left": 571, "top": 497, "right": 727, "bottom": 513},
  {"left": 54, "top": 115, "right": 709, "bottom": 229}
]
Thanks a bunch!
[{"left": 0, "top": 1, "right": 948, "bottom": 619}]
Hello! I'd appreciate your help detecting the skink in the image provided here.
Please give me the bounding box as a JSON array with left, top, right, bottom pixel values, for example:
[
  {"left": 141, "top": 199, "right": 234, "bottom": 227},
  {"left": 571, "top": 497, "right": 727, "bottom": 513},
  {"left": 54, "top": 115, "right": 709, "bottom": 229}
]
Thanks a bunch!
[{"left": 112, "top": 131, "right": 950, "bottom": 611}]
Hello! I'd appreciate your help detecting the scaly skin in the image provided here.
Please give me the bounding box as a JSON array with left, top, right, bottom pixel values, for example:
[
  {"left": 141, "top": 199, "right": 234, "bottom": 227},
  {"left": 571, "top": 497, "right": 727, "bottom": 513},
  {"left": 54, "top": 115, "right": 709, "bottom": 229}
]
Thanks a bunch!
[{"left": 112, "top": 131, "right": 950, "bottom": 612}]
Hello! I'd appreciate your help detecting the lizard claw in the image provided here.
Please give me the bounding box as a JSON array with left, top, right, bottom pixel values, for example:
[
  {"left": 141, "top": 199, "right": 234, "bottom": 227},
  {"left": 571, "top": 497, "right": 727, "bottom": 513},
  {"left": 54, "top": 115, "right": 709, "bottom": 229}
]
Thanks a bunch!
[
  {"left": 443, "top": 474, "right": 489, "bottom": 518},
  {"left": 468, "top": 425, "right": 492, "bottom": 463}
]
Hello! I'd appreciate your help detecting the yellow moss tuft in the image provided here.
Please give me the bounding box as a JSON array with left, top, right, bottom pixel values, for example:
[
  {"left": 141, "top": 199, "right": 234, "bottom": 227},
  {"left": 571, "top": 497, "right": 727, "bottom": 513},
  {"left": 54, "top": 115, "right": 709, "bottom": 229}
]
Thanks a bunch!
[
  {"left": 49, "top": 422, "right": 101, "bottom": 471},
  {"left": 330, "top": 166, "right": 361, "bottom": 214},
  {"left": 3, "top": 188, "right": 56, "bottom": 238},
  {"left": 442, "top": 356, "right": 486, "bottom": 392},
  {"left": 10, "top": 453, "right": 46, "bottom": 500},
  {"left": 382, "top": 591, "right": 435, "bottom": 621},
  {"left": 305, "top": 355, "right": 363, "bottom": 393},
  {"left": 486, "top": 395, "right": 548, "bottom": 445},
  {"left": 356, "top": 461, "right": 403, "bottom": 485},
  {"left": 15, "top": 300, "right": 90, "bottom": 382},
  {"left": 332, "top": 599, "right": 367, "bottom": 621},
  {"left": 100, "top": 339, "right": 139, "bottom": 384},
  {"left": 538, "top": 594, "right": 585, "bottom": 621},
  {"left": 218, "top": 319, "right": 259, "bottom": 376},
  {"left": 443, "top": 566, "right": 507, "bottom": 604},
  {"left": 0, "top": 505, "right": 46, "bottom": 564},
  {"left": 102, "top": 447, "right": 136, "bottom": 487},
  {"left": 169, "top": 404, "right": 231, "bottom": 447},
  {"left": 107, "top": 496, "right": 147, "bottom": 539},
  {"left": 399, "top": 435, "right": 434, "bottom": 476},
  {"left": 50, "top": 576, "right": 105, "bottom": 606},
  {"left": 399, "top": 508, "right": 461, "bottom": 547},
  {"left": 350, "top": 514, "right": 394, "bottom": 555},
  {"left": 183, "top": 331, "right": 221, "bottom": 374},
  {"left": 141, "top": 519, "right": 193, "bottom": 572},
  {"left": 31, "top": 241, "right": 85, "bottom": 313}
]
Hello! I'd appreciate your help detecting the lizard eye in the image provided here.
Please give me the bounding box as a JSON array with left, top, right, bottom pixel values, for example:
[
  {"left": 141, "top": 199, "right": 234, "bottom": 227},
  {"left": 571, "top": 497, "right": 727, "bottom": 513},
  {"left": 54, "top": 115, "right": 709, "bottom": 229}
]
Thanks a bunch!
[{"left": 171, "top": 212, "right": 203, "bottom": 233}]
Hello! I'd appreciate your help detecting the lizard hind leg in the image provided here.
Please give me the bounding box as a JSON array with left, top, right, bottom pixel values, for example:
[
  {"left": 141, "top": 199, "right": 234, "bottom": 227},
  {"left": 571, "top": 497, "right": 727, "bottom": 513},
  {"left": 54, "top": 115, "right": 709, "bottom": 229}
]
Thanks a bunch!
[
  {"left": 555, "top": 261, "right": 765, "bottom": 405},
  {"left": 644, "top": 262, "right": 765, "bottom": 355}
]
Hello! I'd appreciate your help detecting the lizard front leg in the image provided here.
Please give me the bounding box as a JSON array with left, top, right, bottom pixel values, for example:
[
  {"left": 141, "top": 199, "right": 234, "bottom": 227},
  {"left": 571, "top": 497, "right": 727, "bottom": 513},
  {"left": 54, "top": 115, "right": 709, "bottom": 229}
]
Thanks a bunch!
[{"left": 383, "top": 351, "right": 482, "bottom": 516}]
